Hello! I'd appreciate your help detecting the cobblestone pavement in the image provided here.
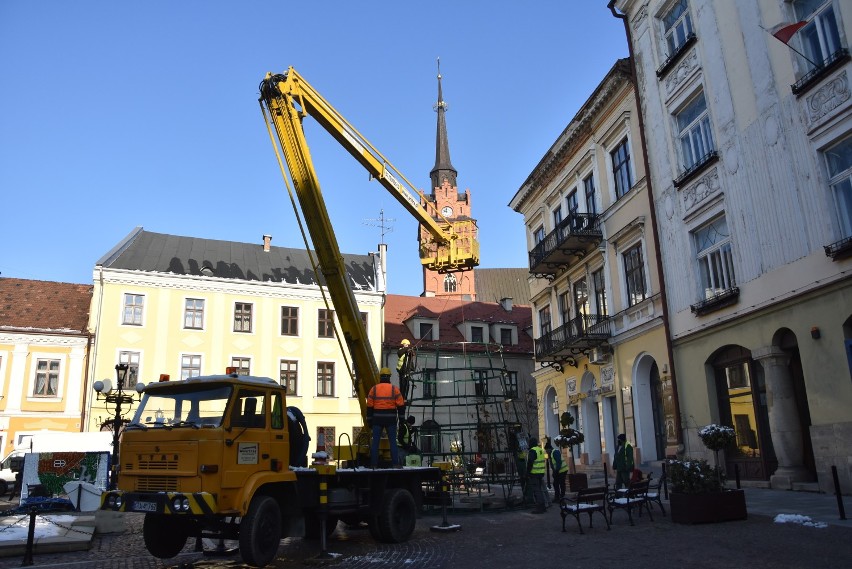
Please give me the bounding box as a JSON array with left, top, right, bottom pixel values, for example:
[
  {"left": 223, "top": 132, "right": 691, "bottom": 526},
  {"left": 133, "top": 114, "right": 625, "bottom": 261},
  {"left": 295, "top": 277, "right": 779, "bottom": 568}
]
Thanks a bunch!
[{"left": 0, "top": 502, "right": 850, "bottom": 569}]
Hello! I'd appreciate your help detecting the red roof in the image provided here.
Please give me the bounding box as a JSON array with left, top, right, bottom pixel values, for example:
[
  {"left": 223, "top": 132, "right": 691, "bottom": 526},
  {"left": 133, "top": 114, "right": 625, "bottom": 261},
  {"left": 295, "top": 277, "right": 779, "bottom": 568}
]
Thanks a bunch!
[
  {"left": 383, "top": 294, "right": 532, "bottom": 354},
  {"left": 0, "top": 278, "right": 92, "bottom": 334}
]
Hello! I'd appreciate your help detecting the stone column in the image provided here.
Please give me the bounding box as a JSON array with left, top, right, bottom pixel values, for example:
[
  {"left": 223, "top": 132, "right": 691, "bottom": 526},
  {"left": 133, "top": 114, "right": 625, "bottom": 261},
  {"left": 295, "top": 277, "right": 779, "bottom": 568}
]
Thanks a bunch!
[{"left": 752, "top": 346, "right": 809, "bottom": 489}]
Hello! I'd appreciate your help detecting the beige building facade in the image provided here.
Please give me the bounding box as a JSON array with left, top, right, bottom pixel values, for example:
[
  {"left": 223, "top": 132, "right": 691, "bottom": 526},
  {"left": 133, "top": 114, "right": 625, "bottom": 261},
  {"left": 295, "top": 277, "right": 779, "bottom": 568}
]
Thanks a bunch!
[
  {"left": 510, "top": 59, "right": 675, "bottom": 470},
  {"left": 613, "top": 0, "right": 852, "bottom": 491},
  {"left": 85, "top": 228, "right": 384, "bottom": 459}
]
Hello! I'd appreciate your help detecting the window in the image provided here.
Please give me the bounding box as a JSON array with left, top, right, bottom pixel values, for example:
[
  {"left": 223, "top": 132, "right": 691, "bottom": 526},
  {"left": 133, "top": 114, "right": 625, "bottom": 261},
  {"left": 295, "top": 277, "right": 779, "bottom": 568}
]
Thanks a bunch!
[
  {"left": 471, "top": 326, "right": 485, "bottom": 343},
  {"left": 230, "top": 357, "right": 250, "bottom": 376},
  {"left": 794, "top": 0, "right": 842, "bottom": 71},
  {"left": 122, "top": 294, "right": 144, "bottom": 325},
  {"left": 318, "top": 309, "right": 335, "bottom": 338},
  {"left": 503, "top": 370, "right": 519, "bottom": 399},
  {"left": 533, "top": 225, "right": 545, "bottom": 244},
  {"left": 281, "top": 306, "right": 299, "bottom": 336},
  {"left": 317, "top": 362, "right": 335, "bottom": 396},
  {"left": 624, "top": 244, "right": 647, "bottom": 306},
  {"left": 539, "top": 306, "right": 552, "bottom": 337},
  {"left": 611, "top": 138, "right": 633, "bottom": 198},
  {"left": 423, "top": 369, "right": 436, "bottom": 399},
  {"left": 825, "top": 136, "right": 852, "bottom": 238},
  {"left": 361, "top": 312, "right": 369, "bottom": 334},
  {"left": 663, "top": 0, "right": 694, "bottom": 56},
  {"left": 280, "top": 360, "right": 298, "bottom": 394},
  {"left": 419, "top": 322, "right": 434, "bottom": 341},
  {"left": 444, "top": 273, "right": 457, "bottom": 293},
  {"left": 181, "top": 354, "right": 202, "bottom": 380},
  {"left": 567, "top": 190, "right": 579, "bottom": 216},
  {"left": 553, "top": 205, "right": 563, "bottom": 228},
  {"left": 559, "top": 291, "right": 571, "bottom": 324},
  {"left": 234, "top": 302, "right": 253, "bottom": 333},
  {"left": 232, "top": 389, "right": 266, "bottom": 429},
  {"left": 573, "top": 278, "right": 589, "bottom": 328},
  {"left": 184, "top": 298, "right": 205, "bottom": 329},
  {"left": 474, "top": 370, "right": 489, "bottom": 397},
  {"left": 500, "top": 328, "right": 513, "bottom": 346},
  {"left": 676, "top": 91, "right": 715, "bottom": 171},
  {"left": 593, "top": 269, "right": 608, "bottom": 317},
  {"left": 119, "top": 351, "right": 140, "bottom": 386},
  {"left": 584, "top": 174, "right": 597, "bottom": 215},
  {"left": 34, "top": 359, "right": 59, "bottom": 397},
  {"left": 694, "top": 216, "right": 736, "bottom": 298}
]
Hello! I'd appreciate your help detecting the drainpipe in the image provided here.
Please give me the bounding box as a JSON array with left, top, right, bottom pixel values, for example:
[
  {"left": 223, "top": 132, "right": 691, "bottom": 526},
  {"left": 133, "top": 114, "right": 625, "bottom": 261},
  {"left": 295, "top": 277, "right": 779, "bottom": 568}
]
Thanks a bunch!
[{"left": 608, "top": 1, "right": 683, "bottom": 456}]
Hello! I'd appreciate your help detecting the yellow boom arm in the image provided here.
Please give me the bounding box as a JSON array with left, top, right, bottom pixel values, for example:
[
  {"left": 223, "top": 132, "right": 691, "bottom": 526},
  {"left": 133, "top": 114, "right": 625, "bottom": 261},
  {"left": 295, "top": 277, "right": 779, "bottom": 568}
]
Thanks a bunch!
[{"left": 258, "top": 67, "right": 479, "bottom": 414}]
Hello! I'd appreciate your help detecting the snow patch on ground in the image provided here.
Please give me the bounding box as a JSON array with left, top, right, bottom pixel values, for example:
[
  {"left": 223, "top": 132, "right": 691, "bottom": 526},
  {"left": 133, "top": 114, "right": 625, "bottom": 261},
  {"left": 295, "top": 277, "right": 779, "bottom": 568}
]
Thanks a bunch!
[
  {"left": 0, "top": 514, "right": 80, "bottom": 540},
  {"left": 773, "top": 513, "right": 828, "bottom": 528}
]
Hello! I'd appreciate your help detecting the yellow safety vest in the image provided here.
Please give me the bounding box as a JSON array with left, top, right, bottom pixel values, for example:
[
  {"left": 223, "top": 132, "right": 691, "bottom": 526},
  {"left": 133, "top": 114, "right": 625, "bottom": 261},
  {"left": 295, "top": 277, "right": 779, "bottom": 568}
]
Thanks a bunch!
[{"left": 530, "top": 446, "right": 546, "bottom": 474}]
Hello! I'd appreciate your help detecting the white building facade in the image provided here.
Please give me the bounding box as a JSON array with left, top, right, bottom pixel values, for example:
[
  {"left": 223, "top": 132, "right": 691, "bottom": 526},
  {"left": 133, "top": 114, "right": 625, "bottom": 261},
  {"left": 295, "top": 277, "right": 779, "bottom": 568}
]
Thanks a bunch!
[{"left": 613, "top": 0, "right": 852, "bottom": 491}]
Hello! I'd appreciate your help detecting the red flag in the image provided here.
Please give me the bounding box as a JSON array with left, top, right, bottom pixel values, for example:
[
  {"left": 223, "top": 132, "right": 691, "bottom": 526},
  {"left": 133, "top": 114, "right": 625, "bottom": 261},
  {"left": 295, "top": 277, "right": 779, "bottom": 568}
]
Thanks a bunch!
[{"left": 769, "top": 21, "right": 807, "bottom": 45}]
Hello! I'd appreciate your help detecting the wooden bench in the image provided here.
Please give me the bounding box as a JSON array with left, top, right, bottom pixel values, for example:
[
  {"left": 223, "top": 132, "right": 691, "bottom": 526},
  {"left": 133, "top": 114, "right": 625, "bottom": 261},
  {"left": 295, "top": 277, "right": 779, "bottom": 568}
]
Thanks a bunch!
[
  {"left": 559, "top": 485, "right": 611, "bottom": 534},
  {"left": 607, "top": 478, "right": 654, "bottom": 525}
]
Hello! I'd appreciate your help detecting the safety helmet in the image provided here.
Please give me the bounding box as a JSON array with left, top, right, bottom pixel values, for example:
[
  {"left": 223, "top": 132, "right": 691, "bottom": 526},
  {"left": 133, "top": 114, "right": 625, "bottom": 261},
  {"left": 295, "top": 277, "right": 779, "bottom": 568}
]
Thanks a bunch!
[
  {"left": 401, "top": 339, "right": 410, "bottom": 346},
  {"left": 379, "top": 367, "right": 392, "bottom": 377}
]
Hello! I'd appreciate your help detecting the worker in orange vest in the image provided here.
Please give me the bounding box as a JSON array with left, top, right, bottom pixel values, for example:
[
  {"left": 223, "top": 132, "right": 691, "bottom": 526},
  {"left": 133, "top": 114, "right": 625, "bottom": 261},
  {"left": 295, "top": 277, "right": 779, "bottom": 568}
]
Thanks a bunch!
[{"left": 367, "top": 367, "right": 406, "bottom": 468}]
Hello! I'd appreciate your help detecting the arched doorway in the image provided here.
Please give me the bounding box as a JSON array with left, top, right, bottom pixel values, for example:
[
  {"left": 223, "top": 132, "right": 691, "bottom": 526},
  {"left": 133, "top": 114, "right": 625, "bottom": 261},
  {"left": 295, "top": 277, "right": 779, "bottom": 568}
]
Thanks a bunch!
[
  {"left": 580, "top": 371, "right": 602, "bottom": 463},
  {"left": 544, "top": 385, "right": 559, "bottom": 442},
  {"left": 711, "top": 346, "right": 776, "bottom": 480},
  {"left": 632, "top": 354, "right": 665, "bottom": 462}
]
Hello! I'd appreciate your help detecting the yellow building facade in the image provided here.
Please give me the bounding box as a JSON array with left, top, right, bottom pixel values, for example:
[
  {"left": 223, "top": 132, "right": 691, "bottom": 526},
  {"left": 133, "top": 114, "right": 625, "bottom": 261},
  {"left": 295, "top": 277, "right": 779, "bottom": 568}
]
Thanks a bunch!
[
  {"left": 85, "top": 228, "right": 384, "bottom": 459},
  {"left": 0, "top": 279, "right": 93, "bottom": 459},
  {"left": 510, "top": 60, "right": 676, "bottom": 469}
]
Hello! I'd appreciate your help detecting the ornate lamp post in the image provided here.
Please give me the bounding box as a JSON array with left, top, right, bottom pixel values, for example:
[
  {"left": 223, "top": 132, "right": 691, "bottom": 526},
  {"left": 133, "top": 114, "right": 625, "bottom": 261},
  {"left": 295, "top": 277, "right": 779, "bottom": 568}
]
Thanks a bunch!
[{"left": 93, "top": 363, "right": 143, "bottom": 489}]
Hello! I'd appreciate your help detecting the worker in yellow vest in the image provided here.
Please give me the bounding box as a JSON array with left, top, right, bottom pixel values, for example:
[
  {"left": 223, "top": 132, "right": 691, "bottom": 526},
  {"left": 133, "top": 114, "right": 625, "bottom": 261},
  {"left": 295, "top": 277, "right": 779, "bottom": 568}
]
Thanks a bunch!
[{"left": 527, "top": 437, "right": 547, "bottom": 513}]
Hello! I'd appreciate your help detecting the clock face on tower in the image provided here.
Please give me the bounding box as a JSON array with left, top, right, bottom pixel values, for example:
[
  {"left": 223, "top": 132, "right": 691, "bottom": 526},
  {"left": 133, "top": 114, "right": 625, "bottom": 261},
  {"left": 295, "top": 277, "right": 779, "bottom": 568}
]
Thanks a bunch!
[{"left": 441, "top": 206, "right": 453, "bottom": 217}]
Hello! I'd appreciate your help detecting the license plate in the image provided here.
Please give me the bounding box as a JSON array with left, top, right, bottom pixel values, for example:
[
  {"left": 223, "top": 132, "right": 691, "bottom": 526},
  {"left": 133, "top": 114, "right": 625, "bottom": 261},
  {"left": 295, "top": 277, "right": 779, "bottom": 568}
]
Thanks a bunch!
[{"left": 132, "top": 501, "right": 157, "bottom": 512}]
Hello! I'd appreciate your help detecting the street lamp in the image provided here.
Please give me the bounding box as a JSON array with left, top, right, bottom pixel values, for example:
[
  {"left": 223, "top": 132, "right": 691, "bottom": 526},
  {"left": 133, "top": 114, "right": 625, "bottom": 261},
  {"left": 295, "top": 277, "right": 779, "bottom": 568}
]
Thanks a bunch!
[{"left": 93, "top": 363, "right": 144, "bottom": 489}]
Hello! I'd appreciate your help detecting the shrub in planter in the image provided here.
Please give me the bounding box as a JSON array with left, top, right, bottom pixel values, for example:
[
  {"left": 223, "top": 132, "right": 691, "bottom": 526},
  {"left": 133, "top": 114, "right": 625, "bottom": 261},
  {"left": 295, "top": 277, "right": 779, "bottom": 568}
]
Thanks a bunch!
[{"left": 667, "top": 424, "right": 746, "bottom": 524}]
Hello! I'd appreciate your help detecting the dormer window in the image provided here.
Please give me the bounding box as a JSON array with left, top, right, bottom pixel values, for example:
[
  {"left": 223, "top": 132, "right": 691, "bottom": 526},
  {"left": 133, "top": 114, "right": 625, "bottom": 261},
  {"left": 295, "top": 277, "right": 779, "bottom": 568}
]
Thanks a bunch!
[
  {"left": 471, "top": 325, "right": 485, "bottom": 343},
  {"left": 419, "top": 322, "right": 434, "bottom": 341}
]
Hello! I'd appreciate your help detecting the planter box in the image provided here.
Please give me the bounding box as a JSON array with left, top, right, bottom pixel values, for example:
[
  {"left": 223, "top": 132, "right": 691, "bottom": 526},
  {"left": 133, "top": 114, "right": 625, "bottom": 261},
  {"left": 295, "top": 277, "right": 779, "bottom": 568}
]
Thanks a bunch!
[{"left": 670, "top": 489, "right": 747, "bottom": 524}]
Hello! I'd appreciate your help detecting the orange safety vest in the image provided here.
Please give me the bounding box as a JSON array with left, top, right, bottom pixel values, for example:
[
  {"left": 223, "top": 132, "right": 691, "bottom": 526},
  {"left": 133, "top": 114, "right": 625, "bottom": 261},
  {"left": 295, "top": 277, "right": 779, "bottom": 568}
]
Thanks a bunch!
[{"left": 367, "top": 382, "right": 404, "bottom": 410}]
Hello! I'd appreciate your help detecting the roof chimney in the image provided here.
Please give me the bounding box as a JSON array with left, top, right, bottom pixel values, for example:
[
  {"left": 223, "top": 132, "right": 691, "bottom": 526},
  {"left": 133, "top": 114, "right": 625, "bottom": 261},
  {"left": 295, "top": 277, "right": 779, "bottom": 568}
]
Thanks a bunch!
[
  {"left": 499, "top": 297, "right": 513, "bottom": 312},
  {"left": 262, "top": 234, "right": 272, "bottom": 252}
]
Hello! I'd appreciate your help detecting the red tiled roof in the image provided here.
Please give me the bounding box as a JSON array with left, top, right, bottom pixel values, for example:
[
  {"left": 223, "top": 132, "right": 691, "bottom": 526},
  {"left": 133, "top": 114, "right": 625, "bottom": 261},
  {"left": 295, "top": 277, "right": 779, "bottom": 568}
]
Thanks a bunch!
[
  {"left": 383, "top": 294, "right": 533, "bottom": 354},
  {"left": 0, "top": 278, "right": 92, "bottom": 334}
]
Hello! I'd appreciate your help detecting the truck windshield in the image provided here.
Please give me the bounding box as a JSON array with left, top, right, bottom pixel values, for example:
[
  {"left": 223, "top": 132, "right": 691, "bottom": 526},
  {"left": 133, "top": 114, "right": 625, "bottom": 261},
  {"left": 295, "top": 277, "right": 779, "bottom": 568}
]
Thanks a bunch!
[{"left": 131, "top": 385, "right": 232, "bottom": 428}]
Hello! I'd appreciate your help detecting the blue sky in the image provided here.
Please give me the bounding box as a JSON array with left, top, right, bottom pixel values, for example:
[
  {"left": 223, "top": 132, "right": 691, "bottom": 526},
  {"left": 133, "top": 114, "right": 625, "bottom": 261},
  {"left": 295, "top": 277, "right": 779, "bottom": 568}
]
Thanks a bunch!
[{"left": 0, "top": 1, "right": 627, "bottom": 297}]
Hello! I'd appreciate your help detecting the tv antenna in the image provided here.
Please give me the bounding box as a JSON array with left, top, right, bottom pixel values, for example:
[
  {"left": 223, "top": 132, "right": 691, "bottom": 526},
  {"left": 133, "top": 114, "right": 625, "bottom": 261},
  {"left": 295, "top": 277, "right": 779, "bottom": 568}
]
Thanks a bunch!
[{"left": 363, "top": 209, "right": 396, "bottom": 245}]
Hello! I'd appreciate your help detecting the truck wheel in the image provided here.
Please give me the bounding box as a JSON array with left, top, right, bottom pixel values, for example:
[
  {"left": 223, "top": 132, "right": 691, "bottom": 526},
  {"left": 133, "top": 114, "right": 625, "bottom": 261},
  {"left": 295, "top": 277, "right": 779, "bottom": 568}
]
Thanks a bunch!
[
  {"left": 239, "top": 495, "right": 282, "bottom": 567},
  {"left": 142, "top": 514, "right": 188, "bottom": 559},
  {"left": 377, "top": 488, "right": 416, "bottom": 543}
]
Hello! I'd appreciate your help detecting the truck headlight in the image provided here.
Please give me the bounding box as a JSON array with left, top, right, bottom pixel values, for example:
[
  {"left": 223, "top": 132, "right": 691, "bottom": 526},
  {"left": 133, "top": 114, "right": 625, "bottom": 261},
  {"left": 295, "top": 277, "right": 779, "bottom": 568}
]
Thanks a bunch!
[{"left": 172, "top": 495, "right": 190, "bottom": 512}]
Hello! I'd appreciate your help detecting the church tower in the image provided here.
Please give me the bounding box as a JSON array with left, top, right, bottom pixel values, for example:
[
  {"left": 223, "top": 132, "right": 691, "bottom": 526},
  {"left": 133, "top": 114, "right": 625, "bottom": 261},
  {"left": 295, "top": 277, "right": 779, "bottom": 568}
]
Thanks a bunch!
[{"left": 420, "top": 62, "right": 477, "bottom": 299}]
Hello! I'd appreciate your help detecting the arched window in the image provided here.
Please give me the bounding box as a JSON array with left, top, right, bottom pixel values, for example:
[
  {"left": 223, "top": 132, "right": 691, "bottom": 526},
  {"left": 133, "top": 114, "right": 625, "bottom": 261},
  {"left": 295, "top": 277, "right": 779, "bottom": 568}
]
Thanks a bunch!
[{"left": 444, "top": 273, "right": 457, "bottom": 293}]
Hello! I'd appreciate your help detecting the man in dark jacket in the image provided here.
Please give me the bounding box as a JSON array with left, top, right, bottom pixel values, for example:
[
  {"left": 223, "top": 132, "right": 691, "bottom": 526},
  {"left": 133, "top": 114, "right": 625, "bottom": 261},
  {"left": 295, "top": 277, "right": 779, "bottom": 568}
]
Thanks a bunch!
[{"left": 613, "top": 433, "right": 635, "bottom": 489}]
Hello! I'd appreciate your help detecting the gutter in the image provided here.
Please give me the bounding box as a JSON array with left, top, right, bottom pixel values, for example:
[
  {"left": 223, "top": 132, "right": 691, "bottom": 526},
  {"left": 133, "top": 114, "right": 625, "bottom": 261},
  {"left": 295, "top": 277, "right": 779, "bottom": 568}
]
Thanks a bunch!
[{"left": 608, "top": 1, "right": 684, "bottom": 456}]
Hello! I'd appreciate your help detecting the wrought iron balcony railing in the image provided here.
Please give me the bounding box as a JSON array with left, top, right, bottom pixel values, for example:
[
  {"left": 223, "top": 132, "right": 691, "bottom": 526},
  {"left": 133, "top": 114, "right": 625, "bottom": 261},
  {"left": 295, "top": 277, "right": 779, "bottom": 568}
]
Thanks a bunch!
[
  {"left": 529, "top": 213, "right": 602, "bottom": 277},
  {"left": 534, "top": 313, "right": 612, "bottom": 361}
]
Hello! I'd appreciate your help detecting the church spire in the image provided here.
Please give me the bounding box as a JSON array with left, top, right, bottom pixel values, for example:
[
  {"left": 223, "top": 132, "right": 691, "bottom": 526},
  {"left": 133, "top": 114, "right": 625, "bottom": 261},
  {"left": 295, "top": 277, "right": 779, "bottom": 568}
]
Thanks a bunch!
[{"left": 430, "top": 58, "right": 457, "bottom": 191}]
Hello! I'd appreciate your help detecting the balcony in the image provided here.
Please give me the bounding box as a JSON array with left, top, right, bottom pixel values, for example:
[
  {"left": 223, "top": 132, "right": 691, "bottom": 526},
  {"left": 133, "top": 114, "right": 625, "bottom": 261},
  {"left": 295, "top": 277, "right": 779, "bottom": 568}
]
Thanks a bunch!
[
  {"left": 791, "top": 48, "right": 850, "bottom": 96},
  {"left": 534, "top": 314, "right": 612, "bottom": 365},
  {"left": 825, "top": 235, "right": 852, "bottom": 261},
  {"left": 690, "top": 287, "right": 739, "bottom": 316},
  {"left": 529, "top": 213, "right": 602, "bottom": 278}
]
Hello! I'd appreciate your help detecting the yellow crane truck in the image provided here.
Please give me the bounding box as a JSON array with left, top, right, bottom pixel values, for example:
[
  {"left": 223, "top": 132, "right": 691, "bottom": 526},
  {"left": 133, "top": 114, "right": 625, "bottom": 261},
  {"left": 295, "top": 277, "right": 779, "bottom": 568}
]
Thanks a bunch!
[{"left": 99, "top": 67, "right": 479, "bottom": 567}]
